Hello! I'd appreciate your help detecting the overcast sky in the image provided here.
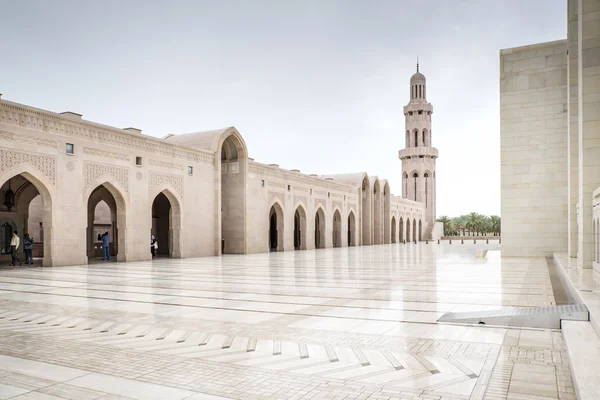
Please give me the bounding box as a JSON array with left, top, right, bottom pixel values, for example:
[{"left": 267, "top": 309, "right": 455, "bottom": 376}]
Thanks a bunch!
[{"left": 0, "top": 0, "right": 566, "bottom": 217}]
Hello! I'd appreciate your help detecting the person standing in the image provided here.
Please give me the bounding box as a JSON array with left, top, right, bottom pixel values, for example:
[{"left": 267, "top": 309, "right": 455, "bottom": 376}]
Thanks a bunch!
[
  {"left": 10, "top": 230, "right": 22, "bottom": 266},
  {"left": 151, "top": 234, "right": 156, "bottom": 257},
  {"left": 23, "top": 234, "right": 33, "bottom": 265},
  {"left": 102, "top": 232, "right": 110, "bottom": 261}
]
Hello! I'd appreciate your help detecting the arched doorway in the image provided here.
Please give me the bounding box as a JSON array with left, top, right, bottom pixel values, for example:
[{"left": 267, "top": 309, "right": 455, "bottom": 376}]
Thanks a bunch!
[
  {"left": 406, "top": 218, "right": 411, "bottom": 243},
  {"left": 269, "top": 203, "right": 284, "bottom": 251},
  {"left": 391, "top": 216, "right": 396, "bottom": 243},
  {"left": 87, "top": 184, "right": 124, "bottom": 261},
  {"left": 294, "top": 206, "right": 307, "bottom": 250},
  {"left": 315, "top": 207, "right": 325, "bottom": 249},
  {"left": 383, "top": 182, "right": 391, "bottom": 243},
  {"left": 151, "top": 192, "right": 171, "bottom": 257},
  {"left": 361, "top": 176, "right": 371, "bottom": 245},
  {"left": 399, "top": 217, "right": 404, "bottom": 242},
  {"left": 413, "top": 218, "right": 417, "bottom": 242},
  {"left": 348, "top": 211, "right": 356, "bottom": 246},
  {"left": 0, "top": 172, "right": 52, "bottom": 266},
  {"left": 333, "top": 209, "right": 342, "bottom": 248},
  {"left": 220, "top": 132, "right": 247, "bottom": 254},
  {"left": 418, "top": 219, "right": 423, "bottom": 241},
  {"left": 373, "top": 180, "right": 382, "bottom": 244}
]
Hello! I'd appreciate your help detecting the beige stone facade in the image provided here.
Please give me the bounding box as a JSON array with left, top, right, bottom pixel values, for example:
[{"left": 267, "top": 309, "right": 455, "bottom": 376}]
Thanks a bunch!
[
  {"left": 500, "top": 0, "right": 600, "bottom": 273},
  {"left": 0, "top": 78, "right": 428, "bottom": 266}
]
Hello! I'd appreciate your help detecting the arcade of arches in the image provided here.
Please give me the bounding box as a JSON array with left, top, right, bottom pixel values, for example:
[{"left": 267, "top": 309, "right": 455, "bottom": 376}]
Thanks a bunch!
[{"left": 0, "top": 97, "right": 429, "bottom": 267}]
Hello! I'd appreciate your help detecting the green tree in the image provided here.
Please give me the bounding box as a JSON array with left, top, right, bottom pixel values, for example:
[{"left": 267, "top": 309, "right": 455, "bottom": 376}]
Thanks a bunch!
[{"left": 490, "top": 215, "right": 501, "bottom": 236}]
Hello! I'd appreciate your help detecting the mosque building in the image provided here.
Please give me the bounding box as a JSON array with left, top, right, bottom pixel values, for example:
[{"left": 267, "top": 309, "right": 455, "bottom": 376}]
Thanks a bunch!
[{"left": 0, "top": 66, "right": 439, "bottom": 267}]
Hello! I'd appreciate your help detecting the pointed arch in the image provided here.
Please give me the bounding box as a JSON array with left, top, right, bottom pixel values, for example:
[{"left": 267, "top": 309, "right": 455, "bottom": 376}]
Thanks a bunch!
[
  {"left": 372, "top": 177, "right": 382, "bottom": 245},
  {"left": 268, "top": 200, "right": 284, "bottom": 251},
  {"left": 399, "top": 216, "right": 404, "bottom": 242},
  {"left": 85, "top": 179, "right": 128, "bottom": 263},
  {"left": 391, "top": 215, "right": 397, "bottom": 243},
  {"left": 361, "top": 175, "right": 371, "bottom": 245},
  {"left": 347, "top": 210, "right": 357, "bottom": 246},
  {"left": 413, "top": 218, "right": 417, "bottom": 243},
  {"left": 150, "top": 185, "right": 183, "bottom": 258},
  {"left": 0, "top": 165, "right": 55, "bottom": 266},
  {"left": 418, "top": 219, "right": 423, "bottom": 241},
  {"left": 406, "top": 218, "right": 411, "bottom": 243},
  {"left": 219, "top": 128, "right": 248, "bottom": 254},
  {"left": 314, "top": 206, "right": 326, "bottom": 249},
  {"left": 333, "top": 208, "right": 342, "bottom": 248},
  {"left": 383, "top": 181, "right": 391, "bottom": 244},
  {"left": 294, "top": 203, "right": 307, "bottom": 250}
]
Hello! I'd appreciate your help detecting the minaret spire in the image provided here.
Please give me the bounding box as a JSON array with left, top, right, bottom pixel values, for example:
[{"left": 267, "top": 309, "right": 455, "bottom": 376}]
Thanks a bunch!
[{"left": 417, "top": 56, "right": 419, "bottom": 72}]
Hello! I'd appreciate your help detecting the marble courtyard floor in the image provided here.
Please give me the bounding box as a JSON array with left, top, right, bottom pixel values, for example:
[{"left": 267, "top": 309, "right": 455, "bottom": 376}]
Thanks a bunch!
[{"left": 0, "top": 244, "right": 575, "bottom": 400}]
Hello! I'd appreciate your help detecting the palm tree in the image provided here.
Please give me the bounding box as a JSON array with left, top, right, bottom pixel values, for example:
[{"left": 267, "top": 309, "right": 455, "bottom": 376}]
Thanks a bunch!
[
  {"left": 436, "top": 216, "right": 451, "bottom": 235},
  {"left": 490, "top": 215, "right": 501, "bottom": 236},
  {"left": 465, "top": 212, "right": 480, "bottom": 236}
]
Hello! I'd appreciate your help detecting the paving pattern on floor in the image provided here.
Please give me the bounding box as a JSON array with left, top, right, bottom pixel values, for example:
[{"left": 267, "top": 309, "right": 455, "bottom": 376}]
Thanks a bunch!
[{"left": 0, "top": 243, "right": 574, "bottom": 399}]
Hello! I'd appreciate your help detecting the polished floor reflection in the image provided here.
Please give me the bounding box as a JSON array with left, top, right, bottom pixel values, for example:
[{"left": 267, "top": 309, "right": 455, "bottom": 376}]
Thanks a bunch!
[{"left": 0, "top": 243, "right": 574, "bottom": 399}]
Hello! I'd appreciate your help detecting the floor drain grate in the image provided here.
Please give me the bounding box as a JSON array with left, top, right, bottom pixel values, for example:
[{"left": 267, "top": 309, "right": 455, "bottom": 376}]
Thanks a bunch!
[{"left": 437, "top": 304, "right": 589, "bottom": 329}]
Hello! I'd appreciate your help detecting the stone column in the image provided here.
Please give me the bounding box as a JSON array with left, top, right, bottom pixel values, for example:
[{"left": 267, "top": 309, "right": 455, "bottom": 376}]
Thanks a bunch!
[
  {"left": 568, "top": 0, "right": 579, "bottom": 258},
  {"left": 577, "top": 0, "right": 600, "bottom": 268}
]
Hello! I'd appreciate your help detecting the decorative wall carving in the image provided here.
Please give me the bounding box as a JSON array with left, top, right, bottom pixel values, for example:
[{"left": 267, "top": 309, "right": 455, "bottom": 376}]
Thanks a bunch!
[
  {"left": 294, "top": 195, "right": 307, "bottom": 209},
  {"left": 268, "top": 191, "right": 285, "bottom": 206},
  {"left": 0, "top": 130, "right": 57, "bottom": 148},
  {"left": 136, "top": 172, "right": 143, "bottom": 181},
  {"left": 0, "top": 150, "right": 56, "bottom": 185},
  {"left": 331, "top": 193, "right": 343, "bottom": 199},
  {"left": 66, "top": 161, "right": 75, "bottom": 171},
  {"left": 149, "top": 171, "right": 183, "bottom": 198},
  {"left": 0, "top": 104, "right": 215, "bottom": 166},
  {"left": 85, "top": 162, "right": 129, "bottom": 192},
  {"left": 268, "top": 181, "right": 287, "bottom": 189},
  {"left": 333, "top": 201, "right": 342, "bottom": 212},
  {"left": 229, "top": 162, "right": 239, "bottom": 174},
  {"left": 149, "top": 159, "right": 182, "bottom": 171},
  {"left": 294, "top": 187, "right": 309, "bottom": 193},
  {"left": 314, "top": 200, "right": 325, "bottom": 211},
  {"left": 84, "top": 147, "right": 130, "bottom": 161}
]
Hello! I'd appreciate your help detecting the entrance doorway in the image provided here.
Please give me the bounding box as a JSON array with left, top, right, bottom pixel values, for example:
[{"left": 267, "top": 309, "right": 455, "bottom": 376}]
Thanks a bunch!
[
  {"left": 152, "top": 192, "right": 171, "bottom": 257},
  {"left": 333, "top": 209, "right": 342, "bottom": 248},
  {"left": 315, "top": 207, "right": 325, "bottom": 249},
  {"left": 269, "top": 203, "right": 284, "bottom": 251},
  {"left": 348, "top": 211, "right": 356, "bottom": 246},
  {"left": 0, "top": 173, "right": 50, "bottom": 266},
  {"left": 294, "top": 206, "right": 307, "bottom": 250}
]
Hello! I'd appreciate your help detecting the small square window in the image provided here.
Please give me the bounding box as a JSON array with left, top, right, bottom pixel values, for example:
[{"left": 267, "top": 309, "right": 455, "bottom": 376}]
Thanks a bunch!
[
  {"left": 418, "top": 110, "right": 423, "bottom": 115},
  {"left": 344, "top": 195, "right": 346, "bottom": 200},
  {"left": 188, "top": 166, "right": 193, "bottom": 175},
  {"left": 66, "top": 143, "right": 74, "bottom": 154},
  {"left": 328, "top": 192, "right": 330, "bottom": 198},
  {"left": 310, "top": 189, "right": 313, "bottom": 195},
  {"left": 136, "top": 156, "right": 142, "bottom": 166},
  {"left": 287, "top": 185, "right": 291, "bottom": 191},
  {"left": 261, "top": 180, "right": 265, "bottom": 187}
]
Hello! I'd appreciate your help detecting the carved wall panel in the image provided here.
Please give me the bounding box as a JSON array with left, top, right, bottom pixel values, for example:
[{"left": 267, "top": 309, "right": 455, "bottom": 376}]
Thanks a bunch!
[
  {"left": 85, "top": 162, "right": 129, "bottom": 192},
  {"left": 84, "top": 147, "right": 130, "bottom": 161},
  {"left": 0, "top": 150, "right": 56, "bottom": 185},
  {"left": 149, "top": 171, "right": 183, "bottom": 198},
  {"left": 0, "top": 131, "right": 57, "bottom": 148}
]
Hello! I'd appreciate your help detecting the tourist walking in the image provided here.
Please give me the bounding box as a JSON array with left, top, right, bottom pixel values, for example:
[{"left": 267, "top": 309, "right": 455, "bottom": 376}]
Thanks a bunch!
[
  {"left": 102, "top": 232, "right": 110, "bottom": 261},
  {"left": 9, "top": 230, "right": 22, "bottom": 266},
  {"left": 151, "top": 234, "right": 157, "bottom": 257},
  {"left": 23, "top": 234, "right": 33, "bottom": 265}
]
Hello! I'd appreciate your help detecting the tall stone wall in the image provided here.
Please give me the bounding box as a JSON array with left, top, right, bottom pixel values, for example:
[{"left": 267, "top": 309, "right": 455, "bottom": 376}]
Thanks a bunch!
[{"left": 500, "top": 40, "right": 568, "bottom": 257}]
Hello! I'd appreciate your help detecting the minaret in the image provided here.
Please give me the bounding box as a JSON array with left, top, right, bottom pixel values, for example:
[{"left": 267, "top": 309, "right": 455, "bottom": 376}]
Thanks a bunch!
[{"left": 399, "top": 62, "right": 438, "bottom": 238}]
